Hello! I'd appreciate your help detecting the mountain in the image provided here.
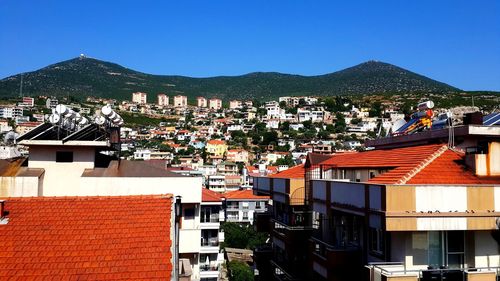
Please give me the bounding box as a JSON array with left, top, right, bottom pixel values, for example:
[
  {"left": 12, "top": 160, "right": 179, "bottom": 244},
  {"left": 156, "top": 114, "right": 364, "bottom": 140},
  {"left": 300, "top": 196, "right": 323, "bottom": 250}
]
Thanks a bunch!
[{"left": 0, "top": 57, "right": 460, "bottom": 101}]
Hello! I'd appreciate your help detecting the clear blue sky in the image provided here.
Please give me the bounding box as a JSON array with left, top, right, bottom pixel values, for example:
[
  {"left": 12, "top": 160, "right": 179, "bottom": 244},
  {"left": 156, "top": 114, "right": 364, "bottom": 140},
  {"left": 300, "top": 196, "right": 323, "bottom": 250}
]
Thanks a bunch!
[{"left": 1, "top": 0, "right": 499, "bottom": 91}]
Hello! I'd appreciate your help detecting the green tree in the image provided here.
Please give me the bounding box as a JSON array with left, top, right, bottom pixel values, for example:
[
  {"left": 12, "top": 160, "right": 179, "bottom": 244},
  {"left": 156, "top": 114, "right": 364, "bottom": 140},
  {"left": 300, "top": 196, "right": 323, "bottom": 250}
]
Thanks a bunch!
[
  {"left": 227, "top": 261, "right": 254, "bottom": 281},
  {"left": 334, "top": 113, "right": 346, "bottom": 133},
  {"left": 221, "top": 222, "right": 268, "bottom": 250},
  {"left": 274, "top": 155, "right": 295, "bottom": 167}
]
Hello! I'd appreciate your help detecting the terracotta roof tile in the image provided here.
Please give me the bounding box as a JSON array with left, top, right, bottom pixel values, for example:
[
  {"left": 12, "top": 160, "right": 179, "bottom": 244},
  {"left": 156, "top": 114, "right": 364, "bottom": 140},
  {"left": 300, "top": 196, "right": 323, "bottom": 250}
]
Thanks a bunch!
[
  {"left": 269, "top": 165, "right": 305, "bottom": 179},
  {"left": 207, "top": 140, "right": 226, "bottom": 145},
  {"left": 320, "top": 144, "right": 500, "bottom": 185},
  {"left": 223, "top": 189, "right": 269, "bottom": 200},
  {"left": 202, "top": 188, "right": 222, "bottom": 202},
  {"left": 407, "top": 150, "right": 500, "bottom": 185},
  {"left": 0, "top": 195, "right": 173, "bottom": 280}
]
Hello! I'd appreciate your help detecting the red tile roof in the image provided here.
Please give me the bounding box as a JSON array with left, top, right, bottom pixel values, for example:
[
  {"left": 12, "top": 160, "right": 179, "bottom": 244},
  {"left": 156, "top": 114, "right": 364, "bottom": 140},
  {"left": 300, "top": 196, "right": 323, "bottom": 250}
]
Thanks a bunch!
[
  {"left": 320, "top": 144, "right": 500, "bottom": 185},
  {"left": 407, "top": 150, "right": 500, "bottom": 185},
  {"left": 207, "top": 139, "right": 226, "bottom": 145},
  {"left": 202, "top": 188, "right": 223, "bottom": 202},
  {"left": 223, "top": 189, "right": 269, "bottom": 200},
  {"left": 269, "top": 164, "right": 305, "bottom": 179},
  {"left": 0, "top": 195, "right": 173, "bottom": 280}
]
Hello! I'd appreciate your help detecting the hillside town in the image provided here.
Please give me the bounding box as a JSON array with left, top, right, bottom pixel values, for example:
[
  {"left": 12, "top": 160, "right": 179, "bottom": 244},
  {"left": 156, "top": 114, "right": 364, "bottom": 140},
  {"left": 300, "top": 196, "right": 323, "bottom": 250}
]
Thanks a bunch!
[{"left": 0, "top": 90, "right": 499, "bottom": 281}]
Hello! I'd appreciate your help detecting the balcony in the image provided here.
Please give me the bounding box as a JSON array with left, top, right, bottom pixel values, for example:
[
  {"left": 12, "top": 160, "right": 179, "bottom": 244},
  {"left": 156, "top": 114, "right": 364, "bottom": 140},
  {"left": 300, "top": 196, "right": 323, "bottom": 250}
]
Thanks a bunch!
[
  {"left": 366, "top": 263, "right": 500, "bottom": 281},
  {"left": 270, "top": 260, "right": 303, "bottom": 281},
  {"left": 310, "top": 236, "right": 362, "bottom": 280},
  {"left": 254, "top": 211, "right": 272, "bottom": 232},
  {"left": 201, "top": 237, "right": 220, "bottom": 253},
  {"left": 200, "top": 214, "right": 221, "bottom": 229},
  {"left": 199, "top": 264, "right": 221, "bottom": 279}
]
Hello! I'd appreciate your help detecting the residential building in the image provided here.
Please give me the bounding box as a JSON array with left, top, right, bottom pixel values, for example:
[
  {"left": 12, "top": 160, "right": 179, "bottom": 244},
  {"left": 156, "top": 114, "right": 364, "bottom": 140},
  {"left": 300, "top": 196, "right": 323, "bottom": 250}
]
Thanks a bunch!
[
  {"left": 19, "top": 96, "right": 34, "bottom": 107},
  {"left": 0, "top": 107, "right": 23, "bottom": 119},
  {"left": 200, "top": 188, "right": 225, "bottom": 281},
  {"left": 252, "top": 164, "right": 312, "bottom": 280},
  {"left": 45, "top": 97, "right": 58, "bottom": 108},
  {"left": 174, "top": 95, "right": 188, "bottom": 107},
  {"left": 158, "top": 93, "right": 169, "bottom": 106},
  {"left": 227, "top": 149, "right": 250, "bottom": 164},
  {"left": 229, "top": 100, "right": 243, "bottom": 109},
  {"left": 2, "top": 114, "right": 206, "bottom": 280},
  {"left": 132, "top": 91, "right": 147, "bottom": 104},
  {"left": 15, "top": 122, "right": 43, "bottom": 135},
  {"left": 197, "top": 97, "right": 207, "bottom": 108},
  {"left": 266, "top": 101, "right": 282, "bottom": 118},
  {"left": 209, "top": 98, "right": 222, "bottom": 110},
  {"left": 253, "top": 125, "right": 500, "bottom": 281},
  {"left": 0, "top": 119, "right": 12, "bottom": 132},
  {"left": 205, "top": 139, "right": 228, "bottom": 163},
  {"left": 217, "top": 161, "right": 239, "bottom": 175},
  {"left": 311, "top": 143, "right": 500, "bottom": 281},
  {"left": 298, "top": 108, "right": 324, "bottom": 122},
  {"left": 224, "top": 188, "right": 269, "bottom": 224},
  {"left": 208, "top": 175, "right": 226, "bottom": 192},
  {"left": 0, "top": 196, "right": 174, "bottom": 280}
]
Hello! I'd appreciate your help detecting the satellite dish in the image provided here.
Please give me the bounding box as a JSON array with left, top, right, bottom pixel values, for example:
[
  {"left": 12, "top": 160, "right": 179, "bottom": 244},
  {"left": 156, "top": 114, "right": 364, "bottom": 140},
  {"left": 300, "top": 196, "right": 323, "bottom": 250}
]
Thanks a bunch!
[
  {"left": 4, "top": 131, "right": 18, "bottom": 144},
  {"left": 49, "top": 114, "right": 61, "bottom": 124},
  {"left": 392, "top": 119, "right": 406, "bottom": 132},
  {"left": 95, "top": 116, "right": 106, "bottom": 125}
]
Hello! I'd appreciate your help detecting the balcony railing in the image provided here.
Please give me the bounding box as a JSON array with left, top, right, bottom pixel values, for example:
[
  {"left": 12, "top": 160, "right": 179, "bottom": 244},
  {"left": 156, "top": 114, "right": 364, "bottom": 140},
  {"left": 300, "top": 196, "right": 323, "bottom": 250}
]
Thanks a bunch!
[
  {"left": 201, "top": 238, "right": 219, "bottom": 247},
  {"left": 272, "top": 217, "right": 314, "bottom": 232},
  {"left": 310, "top": 236, "right": 360, "bottom": 259},
  {"left": 200, "top": 264, "right": 220, "bottom": 272},
  {"left": 201, "top": 214, "right": 220, "bottom": 223},
  {"left": 270, "top": 260, "right": 302, "bottom": 281},
  {"left": 367, "top": 262, "right": 500, "bottom": 281}
]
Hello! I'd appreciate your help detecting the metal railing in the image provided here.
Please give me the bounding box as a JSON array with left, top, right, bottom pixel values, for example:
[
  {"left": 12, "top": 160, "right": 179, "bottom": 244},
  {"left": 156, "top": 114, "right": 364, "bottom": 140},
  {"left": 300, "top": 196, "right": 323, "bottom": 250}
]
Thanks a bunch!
[
  {"left": 200, "top": 264, "right": 220, "bottom": 272},
  {"left": 201, "top": 238, "right": 219, "bottom": 247},
  {"left": 367, "top": 262, "right": 500, "bottom": 281},
  {"left": 201, "top": 214, "right": 220, "bottom": 223}
]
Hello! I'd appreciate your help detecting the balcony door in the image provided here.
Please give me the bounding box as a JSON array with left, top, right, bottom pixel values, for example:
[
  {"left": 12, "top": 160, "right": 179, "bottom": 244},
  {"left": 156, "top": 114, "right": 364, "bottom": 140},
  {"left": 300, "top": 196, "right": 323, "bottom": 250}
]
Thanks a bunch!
[{"left": 428, "top": 231, "right": 465, "bottom": 269}]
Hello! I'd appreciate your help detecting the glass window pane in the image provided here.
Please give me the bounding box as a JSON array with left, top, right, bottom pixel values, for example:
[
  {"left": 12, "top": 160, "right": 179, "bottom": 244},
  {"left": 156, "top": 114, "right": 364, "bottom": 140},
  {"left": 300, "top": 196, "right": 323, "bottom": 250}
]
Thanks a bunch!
[
  {"left": 428, "top": 232, "right": 443, "bottom": 268},
  {"left": 447, "top": 231, "right": 464, "bottom": 253}
]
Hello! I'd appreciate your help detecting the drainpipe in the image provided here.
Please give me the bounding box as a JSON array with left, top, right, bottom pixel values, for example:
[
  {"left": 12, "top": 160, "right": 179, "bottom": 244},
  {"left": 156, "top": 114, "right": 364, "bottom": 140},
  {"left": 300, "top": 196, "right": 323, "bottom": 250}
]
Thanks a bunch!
[{"left": 175, "top": 195, "right": 182, "bottom": 280}]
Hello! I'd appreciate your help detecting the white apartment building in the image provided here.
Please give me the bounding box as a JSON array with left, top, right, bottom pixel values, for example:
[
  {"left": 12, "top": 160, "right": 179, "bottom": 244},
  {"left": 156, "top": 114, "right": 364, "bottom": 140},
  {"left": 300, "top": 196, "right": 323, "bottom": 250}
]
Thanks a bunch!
[
  {"left": 200, "top": 189, "right": 225, "bottom": 281},
  {"left": 0, "top": 107, "right": 23, "bottom": 119},
  {"left": 157, "top": 93, "right": 169, "bottom": 106},
  {"left": 197, "top": 97, "right": 207, "bottom": 108},
  {"left": 174, "top": 95, "right": 188, "bottom": 107},
  {"left": 297, "top": 108, "right": 324, "bottom": 122},
  {"left": 132, "top": 92, "right": 147, "bottom": 104},
  {"left": 229, "top": 100, "right": 242, "bottom": 109},
  {"left": 209, "top": 98, "right": 222, "bottom": 110},
  {"left": 265, "top": 101, "right": 282, "bottom": 118}
]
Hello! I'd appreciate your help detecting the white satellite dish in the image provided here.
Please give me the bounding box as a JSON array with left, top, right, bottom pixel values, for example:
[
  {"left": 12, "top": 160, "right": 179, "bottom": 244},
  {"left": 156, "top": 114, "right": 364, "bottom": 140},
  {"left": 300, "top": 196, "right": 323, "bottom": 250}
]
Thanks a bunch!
[{"left": 49, "top": 114, "right": 61, "bottom": 124}]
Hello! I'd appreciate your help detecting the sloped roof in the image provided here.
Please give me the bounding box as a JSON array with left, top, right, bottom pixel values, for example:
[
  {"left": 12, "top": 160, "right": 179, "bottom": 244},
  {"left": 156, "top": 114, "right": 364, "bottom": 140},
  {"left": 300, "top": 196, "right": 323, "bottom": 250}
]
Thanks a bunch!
[
  {"left": 223, "top": 189, "right": 269, "bottom": 200},
  {"left": 319, "top": 144, "right": 500, "bottom": 185},
  {"left": 406, "top": 149, "right": 500, "bottom": 185},
  {"left": 269, "top": 165, "right": 305, "bottom": 179},
  {"left": 0, "top": 195, "right": 173, "bottom": 280},
  {"left": 202, "top": 188, "right": 223, "bottom": 202},
  {"left": 207, "top": 139, "right": 226, "bottom": 145}
]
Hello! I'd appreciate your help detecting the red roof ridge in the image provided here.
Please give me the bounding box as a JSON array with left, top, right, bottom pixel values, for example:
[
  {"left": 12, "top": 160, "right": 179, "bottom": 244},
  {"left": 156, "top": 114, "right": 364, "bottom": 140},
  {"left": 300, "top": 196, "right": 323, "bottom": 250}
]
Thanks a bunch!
[{"left": 397, "top": 145, "right": 448, "bottom": 184}]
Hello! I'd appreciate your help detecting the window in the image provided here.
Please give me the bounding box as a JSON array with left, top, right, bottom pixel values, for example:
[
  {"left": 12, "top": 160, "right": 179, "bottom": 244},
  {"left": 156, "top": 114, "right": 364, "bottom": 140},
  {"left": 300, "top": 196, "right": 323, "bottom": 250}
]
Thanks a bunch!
[
  {"left": 184, "top": 208, "right": 195, "bottom": 219},
  {"left": 369, "top": 227, "right": 384, "bottom": 256},
  {"left": 56, "top": 151, "right": 73, "bottom": 162},
  {"left": 242, "top": 211, "right": 249, "bottom": 220}
]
